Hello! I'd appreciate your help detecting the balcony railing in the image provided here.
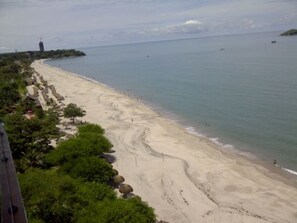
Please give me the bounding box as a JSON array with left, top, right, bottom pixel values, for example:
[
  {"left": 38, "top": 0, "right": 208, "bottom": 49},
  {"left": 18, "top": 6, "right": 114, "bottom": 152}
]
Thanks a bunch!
[{"left": 0, "top": 124, "right": 27, "bottom": 223}]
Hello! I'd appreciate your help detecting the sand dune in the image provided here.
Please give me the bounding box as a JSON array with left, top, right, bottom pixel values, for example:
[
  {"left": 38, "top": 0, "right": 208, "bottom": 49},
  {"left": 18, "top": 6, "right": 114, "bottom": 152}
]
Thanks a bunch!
[{"left": 32, "top": 60, "right": 297, "bottom": 223}]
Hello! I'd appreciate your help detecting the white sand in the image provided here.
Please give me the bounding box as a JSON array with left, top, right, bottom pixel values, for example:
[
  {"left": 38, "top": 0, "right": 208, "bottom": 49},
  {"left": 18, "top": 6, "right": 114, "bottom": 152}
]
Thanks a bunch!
[{"left": 32, "top": 60, "right": 297, "bottom": 223}]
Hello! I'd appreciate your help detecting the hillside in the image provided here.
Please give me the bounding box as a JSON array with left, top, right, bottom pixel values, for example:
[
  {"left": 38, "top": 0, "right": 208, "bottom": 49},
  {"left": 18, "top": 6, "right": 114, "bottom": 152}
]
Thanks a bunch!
[{"left": 280, "top": 29, "right": 297, "bottom": 36}]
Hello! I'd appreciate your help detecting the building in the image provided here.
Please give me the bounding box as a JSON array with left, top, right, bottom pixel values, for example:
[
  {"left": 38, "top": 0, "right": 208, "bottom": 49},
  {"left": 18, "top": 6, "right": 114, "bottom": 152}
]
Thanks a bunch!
[{"left": 39, "top": 40, "right": 44, "bottom": 52}]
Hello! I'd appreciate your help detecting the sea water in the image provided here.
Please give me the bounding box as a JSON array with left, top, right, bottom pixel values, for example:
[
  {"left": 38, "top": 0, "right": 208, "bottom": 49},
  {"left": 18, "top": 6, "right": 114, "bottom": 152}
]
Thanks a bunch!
[{"left": 47, "top": 32, "right": 297, "bottom": 174}]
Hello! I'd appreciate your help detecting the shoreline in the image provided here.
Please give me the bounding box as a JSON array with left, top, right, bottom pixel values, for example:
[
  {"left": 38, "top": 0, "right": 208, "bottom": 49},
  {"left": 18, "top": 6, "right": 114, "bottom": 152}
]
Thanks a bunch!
[
  {"left": 46, "top": 59, "right": 297, "bottom": 178},
  {"left": 33, "top": 60, "right": 297, "bottom": 223},
  {"left": 46, "top": 57, "right": 297, "bottom": 177}
]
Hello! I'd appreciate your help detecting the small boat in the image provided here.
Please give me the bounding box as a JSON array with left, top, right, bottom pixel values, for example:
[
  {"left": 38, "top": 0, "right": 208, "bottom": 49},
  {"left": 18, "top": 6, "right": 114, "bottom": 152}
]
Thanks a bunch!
[{"left": 271, "top": 41, "right": 277, "bottom": 44}]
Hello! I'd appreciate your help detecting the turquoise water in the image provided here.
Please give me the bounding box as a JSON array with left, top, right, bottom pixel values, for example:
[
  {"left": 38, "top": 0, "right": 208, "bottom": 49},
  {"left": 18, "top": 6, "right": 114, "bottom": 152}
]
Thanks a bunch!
[{"left": 47, "top": 32, "right": 297, "bottom": 173}]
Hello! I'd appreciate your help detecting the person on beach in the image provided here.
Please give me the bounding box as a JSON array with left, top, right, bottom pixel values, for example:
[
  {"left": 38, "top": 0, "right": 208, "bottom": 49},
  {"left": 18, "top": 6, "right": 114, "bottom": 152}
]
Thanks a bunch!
[{"left": 273, "top": 160, "right": 277, "bottom": 165}]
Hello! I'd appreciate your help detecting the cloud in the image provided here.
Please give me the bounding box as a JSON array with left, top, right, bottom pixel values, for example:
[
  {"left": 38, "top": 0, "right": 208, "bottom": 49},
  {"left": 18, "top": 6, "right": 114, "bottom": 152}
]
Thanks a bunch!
[
  {"left": 166, "top": 20, "right": 205, "bottom": 34},
  {"left": 148, "top": 20, "right": 206, "bottom": 36},
  {"left": 185, "top": 20, "right": 202, "bottom": 25},
  {"left": 100, "top": 19, "right": 207, "bottom": 46},
  {"left": 0, "top": 0, "right": 297, "bottom": 52},
  {"left": 242, "top": 19, "right": 263, "bottom": 29}
]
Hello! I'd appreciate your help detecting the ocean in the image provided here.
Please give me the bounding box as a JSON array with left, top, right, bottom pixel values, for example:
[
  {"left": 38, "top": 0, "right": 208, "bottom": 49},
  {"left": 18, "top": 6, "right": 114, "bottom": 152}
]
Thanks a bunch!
[{"left": 46, "top": 31, "right": 297, "bottom": 174}]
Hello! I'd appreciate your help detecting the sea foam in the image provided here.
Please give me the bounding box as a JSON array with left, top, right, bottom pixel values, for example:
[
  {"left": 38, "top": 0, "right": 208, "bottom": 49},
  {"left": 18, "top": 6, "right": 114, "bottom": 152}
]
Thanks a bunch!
[
  {"left": 282, "top": 168, "right": 297, "bottom": 176},
  {"left": 186, "top": 126, "right": 257, "bottom": 159}
]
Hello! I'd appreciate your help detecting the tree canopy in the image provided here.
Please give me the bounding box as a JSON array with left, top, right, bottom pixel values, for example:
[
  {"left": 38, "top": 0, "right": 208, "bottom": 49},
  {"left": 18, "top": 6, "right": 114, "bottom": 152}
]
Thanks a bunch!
[
  {"left": 19, "top": 169, "right": 116, "bottom": 223},
  {"left": 64, "top": 103, "right": 86, "bottom": 124},
  {"left": 44, "top": 127, "right": 112, "bottom": 167},
  {"left": 76, "top": 198, "right": 156, "bottom": 223},
  {"left": 78, "top": 123, "right": 104, "bottom": 135},
  {"left": 4, "top": 111, "right": 59, "bottom": 172},
  {"left": 60, "top": 156, "right": 114, "bottom": 183}
]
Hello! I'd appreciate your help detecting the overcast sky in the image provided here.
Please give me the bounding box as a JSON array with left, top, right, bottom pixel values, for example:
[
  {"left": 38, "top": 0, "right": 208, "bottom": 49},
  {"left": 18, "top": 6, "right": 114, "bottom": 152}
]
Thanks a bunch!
[{"left": 0, "top": 0, "right": 296, "bottom": 52}]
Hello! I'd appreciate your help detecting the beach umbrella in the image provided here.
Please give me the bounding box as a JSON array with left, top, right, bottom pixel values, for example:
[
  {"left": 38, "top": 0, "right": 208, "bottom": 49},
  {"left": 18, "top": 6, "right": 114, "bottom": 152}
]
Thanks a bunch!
[
  {"left": 113, "top": 175, "right": 125, "bottom": 185},
  {"left": 119, "top": 184, "right": 133, "bottom": 198},
  {"left": 112, "top": 169, "right": 119, "bottom": 175}
]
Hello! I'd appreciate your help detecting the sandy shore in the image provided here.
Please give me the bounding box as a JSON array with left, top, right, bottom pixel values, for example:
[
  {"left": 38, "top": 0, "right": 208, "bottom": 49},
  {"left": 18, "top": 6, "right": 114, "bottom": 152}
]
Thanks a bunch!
[{"left": 32, "top": 60, "right": 297, "bottom": 223}]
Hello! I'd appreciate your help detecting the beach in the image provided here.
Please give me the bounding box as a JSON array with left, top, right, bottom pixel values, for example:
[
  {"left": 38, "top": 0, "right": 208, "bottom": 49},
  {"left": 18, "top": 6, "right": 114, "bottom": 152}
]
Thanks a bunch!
[{"left": 32, "top": 60, "right": 297, "bottom": 223}]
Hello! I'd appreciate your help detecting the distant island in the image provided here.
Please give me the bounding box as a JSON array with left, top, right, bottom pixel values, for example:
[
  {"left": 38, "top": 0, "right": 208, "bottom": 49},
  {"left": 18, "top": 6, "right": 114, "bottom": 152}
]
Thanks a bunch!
[{"left": 280, "top": 29, "right": 297, "bottom": 36}]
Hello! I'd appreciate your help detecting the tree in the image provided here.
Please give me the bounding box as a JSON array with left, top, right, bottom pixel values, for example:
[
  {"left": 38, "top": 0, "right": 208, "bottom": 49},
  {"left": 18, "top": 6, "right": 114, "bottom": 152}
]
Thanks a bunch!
[
  {"left": 63, "top": 103, "right": 86, "bottom": 124},
  {"left": 44, "top": 132, "right": 112, "bottom": 167},
  {"left": 19, "top": 169, "right": 155, "bottom": 223},
  {"left": 60, "top": 156, "right": 114, "bottom": 183},
  {"left": 78, "top": 123, "right": 104, "bottom": 135},
  {"left": 4, "top": 113, "right": 53, "bottom": 157},
  {"left": 0, "top": 82, "right": 21, "bottom": 108},
  {"left": 19, "top": 169, "right": 116, "bottom": 223},
  {"left": 4, "top": 111, "right": 59, "bottom": 172},
  {"left": 76, "top": 198, "right": 156, "bottom": 223}
]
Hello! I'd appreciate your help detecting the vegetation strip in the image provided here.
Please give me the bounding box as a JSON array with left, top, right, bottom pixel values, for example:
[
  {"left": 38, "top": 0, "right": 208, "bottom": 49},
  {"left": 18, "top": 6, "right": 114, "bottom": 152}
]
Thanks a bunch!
[{"left": 0, "top": 50, "right": 157, "bottom": 223}]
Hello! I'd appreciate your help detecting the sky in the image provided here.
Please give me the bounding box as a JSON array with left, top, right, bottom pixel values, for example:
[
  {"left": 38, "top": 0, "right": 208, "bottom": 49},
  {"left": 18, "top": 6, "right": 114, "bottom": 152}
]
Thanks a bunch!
[{"left": 0, "top": 0, "right": 296, "bottom": 52}]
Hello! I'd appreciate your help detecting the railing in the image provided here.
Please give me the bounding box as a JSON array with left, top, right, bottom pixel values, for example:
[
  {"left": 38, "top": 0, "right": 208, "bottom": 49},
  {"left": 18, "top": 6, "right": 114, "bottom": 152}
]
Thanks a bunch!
[{"left": 0, "top": 124, "right": 27, "bottom": 223}]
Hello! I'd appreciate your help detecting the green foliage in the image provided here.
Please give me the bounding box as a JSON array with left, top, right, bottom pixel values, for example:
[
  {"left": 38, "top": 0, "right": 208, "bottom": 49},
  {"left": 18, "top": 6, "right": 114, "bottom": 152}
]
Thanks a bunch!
[
  {"left": 0, "top": 60, "right": 21, "bottom": 80},
  {"left": 4, "top": 111, "right": 59, "bottom": 172},
  {"left": 4, "top": 113, "right": 51, "bottom": 158},
  {"left": 35, "top": 49, "right": 86, "bottom": 59},
  {"left": 77, "top": 132, "right": 112, "bottom": 152},
  {"left": 19, "top": 169, "right": 155, "bottom": 223},
  {"left": 60, "top": 156, "right": 114, "bottom": 183},
  {"left": 45, "top": 132, "right": 112, "bottom": 166},
  {"left": 0, "top": 82, "right": 21, "bottom": 107},
  {"left": 78, "top": 123, "right": 104, "bottom": 135},
  {"left": 44, "top": 108, "right": 60, "bottom": 125},
  {"left": 19, "top": 169, "right": 116, "bottom": 223},
  {"left": 0, "top": 49, "right": 86, "bottom": 61},
  {"left": 0, "top": 60, "right": 23, "bottom": 114},
  {"left": 45, "top": 125, "right": 112, "bottom": 167},
  {"left": 79, "top": 182, "right": 116, "bottom": 202},
  {"left": 76, "top": 198, "right": 156, "bottom": 223},
  {"left": 20, "top": 170, "right": 78, "bottom": 223},
  {"left": 64, "top": 103, "right": 86, "bottom": 124}
]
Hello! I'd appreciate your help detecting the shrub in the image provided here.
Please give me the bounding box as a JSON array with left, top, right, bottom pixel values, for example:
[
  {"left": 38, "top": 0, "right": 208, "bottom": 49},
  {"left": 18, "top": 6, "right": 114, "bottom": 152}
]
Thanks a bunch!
[
  {"left": 60, "top": 156, "right": 114, "bottom": 183},
  {"left": 19, "top": 170, "right": 84, "bottom": 223},
  {"left": 78, "top": 123, "right": 104, "bottom": 135},
  {"left": 76, "top": 198, "right": 156, "bottom": 223},
  {"left": 19, "top": 169, "right": 116, "bottom": 223},
  {"left": 44, "top": 133, "right": 112, "bottom": 166}
]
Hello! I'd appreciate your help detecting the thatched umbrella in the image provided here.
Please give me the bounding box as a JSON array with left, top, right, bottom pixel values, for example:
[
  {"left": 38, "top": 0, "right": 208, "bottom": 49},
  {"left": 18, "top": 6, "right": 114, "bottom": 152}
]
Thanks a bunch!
[
  {"left": 112, "top": 169, "right": 119, "bottom": 175},
  {"left": 113, "top": 175, "right": 125, "bottom": 185},
  {"left": 119, "top": 184, "right": 133, "bottom": 198}
]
